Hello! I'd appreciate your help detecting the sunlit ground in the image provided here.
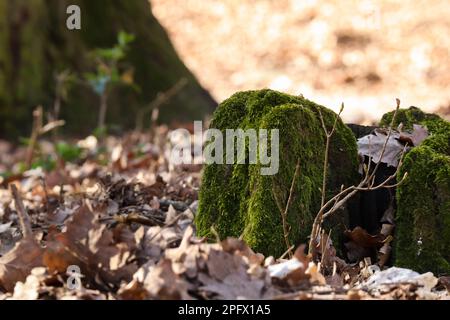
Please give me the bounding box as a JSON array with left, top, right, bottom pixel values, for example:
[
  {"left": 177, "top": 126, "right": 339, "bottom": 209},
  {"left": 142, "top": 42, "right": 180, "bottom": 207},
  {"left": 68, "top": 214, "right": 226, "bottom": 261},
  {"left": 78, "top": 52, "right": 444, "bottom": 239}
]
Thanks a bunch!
[{"left": 151, "top": 0, "right": 450, "bottom": 124}]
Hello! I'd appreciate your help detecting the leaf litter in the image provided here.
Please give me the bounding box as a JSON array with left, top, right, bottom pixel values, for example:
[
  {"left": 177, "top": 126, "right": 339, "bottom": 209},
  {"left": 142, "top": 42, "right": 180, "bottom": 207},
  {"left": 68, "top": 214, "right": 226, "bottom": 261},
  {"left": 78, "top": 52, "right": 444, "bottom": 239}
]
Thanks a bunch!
[{"left": 0, "top": 128, "right": 448, "bottom": 300}]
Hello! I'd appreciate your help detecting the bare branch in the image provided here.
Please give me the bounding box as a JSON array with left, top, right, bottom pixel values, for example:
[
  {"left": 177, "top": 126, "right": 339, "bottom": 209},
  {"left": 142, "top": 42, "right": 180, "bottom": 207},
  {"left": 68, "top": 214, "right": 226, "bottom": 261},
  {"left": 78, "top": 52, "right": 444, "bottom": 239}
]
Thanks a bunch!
[
  {"left": 40, "top": 120, "right": 66, "bottom": 135},
  {"left": 275, "top": 159, "right": 301, "bottom": 259},
  {"left": 309, "top": 99, "right": 408, "bottom": 259},
  {"left": 318, "top": 104, "right": 344, "bottom": 209},
  {"left": 367, "top": 99, "right": 401, "bottom": 183},
  {"left": 135, "top": 78, "right": 188, "bottom": 131},
  {"left": 309, "top": 104, "right": 344, "bottom": 256}
]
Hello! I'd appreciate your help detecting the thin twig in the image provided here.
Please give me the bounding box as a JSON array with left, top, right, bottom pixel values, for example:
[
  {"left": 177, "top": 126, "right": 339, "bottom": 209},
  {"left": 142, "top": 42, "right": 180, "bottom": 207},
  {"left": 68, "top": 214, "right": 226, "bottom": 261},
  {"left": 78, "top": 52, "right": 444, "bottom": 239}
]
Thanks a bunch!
[
  {"left": 309, "top": 99, "right": 406, "bottom": 258},
  {"left": 279, "top": 245, "right": 296, "bottom": 260},
  {"left": 40, "top": 176, "right": 50, "bottom": 214},
  {"left": 309, "top": 104, "right": 344, "bottom": 256},
  {"left": 113, "top": 212, "right": 164, "bottom": 226},
  {"left": 135, "top": 78, "right": 188, "bottom": 131},
  {"left": 367, "top": 98, "right": 400, "bottom": 184},
  {"left": 320, "top": 228, "right": 332, "bottom": 266},
  {"left": 26, "top": 106, "right": 43, "bottom": 168},
  {"left": 10, "top": 184, "right": 33, "bottom": 238},
  {"left": 278, "top": 159, "right": 301, "bottom": 258},
  {"left": 317, "top": 103, "right": 344, "bottom": 208},
  {"left": 40, "top": 120, "right": 65, "bottom": 135}
]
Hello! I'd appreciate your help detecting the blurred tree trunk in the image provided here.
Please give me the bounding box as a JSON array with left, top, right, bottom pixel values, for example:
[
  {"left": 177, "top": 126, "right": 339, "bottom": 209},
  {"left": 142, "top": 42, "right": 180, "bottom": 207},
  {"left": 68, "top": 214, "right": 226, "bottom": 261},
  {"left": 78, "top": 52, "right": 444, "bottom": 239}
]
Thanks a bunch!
[{"left": 0, "top": 0, "right": 216, "bottom": 139}]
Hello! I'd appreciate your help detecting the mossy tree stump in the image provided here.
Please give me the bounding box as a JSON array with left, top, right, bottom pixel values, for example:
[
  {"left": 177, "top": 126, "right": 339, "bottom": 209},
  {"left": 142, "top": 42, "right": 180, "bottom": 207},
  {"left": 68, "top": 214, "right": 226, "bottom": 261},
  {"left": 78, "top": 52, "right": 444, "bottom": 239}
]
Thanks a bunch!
[
  {"left": 196, "top": 89, "right": 359, "bottom": 257},
  {"left": 381, "top": 107, "right": 450, "bottom": 274}
]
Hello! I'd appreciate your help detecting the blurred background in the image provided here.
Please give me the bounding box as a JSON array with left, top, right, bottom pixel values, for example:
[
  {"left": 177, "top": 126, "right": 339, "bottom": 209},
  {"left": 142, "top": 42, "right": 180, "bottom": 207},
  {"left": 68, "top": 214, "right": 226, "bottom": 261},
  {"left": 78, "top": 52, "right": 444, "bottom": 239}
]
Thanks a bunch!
[
  {"left": 1, "top": 0, "right": 449, "bottom": 140},
  {"left": 151, "top": 0, "right": 450, "bottom": 123}
]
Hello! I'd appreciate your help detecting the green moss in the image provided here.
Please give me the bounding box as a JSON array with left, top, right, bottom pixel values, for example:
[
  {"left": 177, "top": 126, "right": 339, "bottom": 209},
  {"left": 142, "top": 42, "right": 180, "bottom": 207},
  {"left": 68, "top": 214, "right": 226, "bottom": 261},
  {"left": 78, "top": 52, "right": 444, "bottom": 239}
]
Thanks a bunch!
[
  {"left": 389, "top": 107, "right": 450, "bottom": 274},
  {"left": 196, "top": 89, "right": 359, "bottom": 257},
  {"left": 380, "top": 106, "right": 449, "bottom": 134}
]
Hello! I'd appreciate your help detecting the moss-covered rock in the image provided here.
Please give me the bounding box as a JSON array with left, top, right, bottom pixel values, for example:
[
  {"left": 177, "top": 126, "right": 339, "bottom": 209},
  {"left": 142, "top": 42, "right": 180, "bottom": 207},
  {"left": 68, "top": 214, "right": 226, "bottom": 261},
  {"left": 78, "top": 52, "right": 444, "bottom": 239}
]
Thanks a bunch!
[
  {"left": 196, "top": 89, "right": 359, "bottom": 257},
  {"left": 380, "top": 107, "right": 450, "bottom": 274}
]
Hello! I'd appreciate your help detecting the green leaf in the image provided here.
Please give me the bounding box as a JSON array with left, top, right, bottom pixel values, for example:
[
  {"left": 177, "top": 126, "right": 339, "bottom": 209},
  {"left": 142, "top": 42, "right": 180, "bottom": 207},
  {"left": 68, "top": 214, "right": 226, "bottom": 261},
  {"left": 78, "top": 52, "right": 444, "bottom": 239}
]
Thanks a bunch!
[
  {"left": 118, "top": 31, "right": 135, "bottom": 47},
  {"left": 56, "top": 142, "right": 82, "bottom": 162},
  {"left": 31, "top": 156, "right": 56, "bottom": 172}
]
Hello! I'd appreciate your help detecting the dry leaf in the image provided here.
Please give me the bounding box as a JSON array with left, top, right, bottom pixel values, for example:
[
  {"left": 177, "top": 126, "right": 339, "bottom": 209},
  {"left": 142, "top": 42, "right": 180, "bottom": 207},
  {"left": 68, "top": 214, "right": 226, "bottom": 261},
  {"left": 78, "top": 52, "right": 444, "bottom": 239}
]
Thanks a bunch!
[
  {"left": 357, "top": 129, "right": 406, "bottom": 167},
  {"left": 344, "top": 227, "right": 385, "bottom": 248},
  {"left": 43, "top": 204, "right": 138, "bottom": 286},
  {"left": 199, "top": 272, "right": 267, "bottom": 299},
  {"left": 0, "top": 236, "right": 43, "bottom": 292}
]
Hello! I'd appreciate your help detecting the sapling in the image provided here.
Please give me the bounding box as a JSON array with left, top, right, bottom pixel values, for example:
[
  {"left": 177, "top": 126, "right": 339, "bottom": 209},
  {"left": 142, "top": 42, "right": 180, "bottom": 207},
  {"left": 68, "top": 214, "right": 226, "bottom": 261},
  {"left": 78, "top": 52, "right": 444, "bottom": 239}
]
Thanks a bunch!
[
  {"left": 85, "top": 31, "right": 136, "bottom": 132},
  {"left": 50, "top": 70, "right": 74, "bottom": 141}
]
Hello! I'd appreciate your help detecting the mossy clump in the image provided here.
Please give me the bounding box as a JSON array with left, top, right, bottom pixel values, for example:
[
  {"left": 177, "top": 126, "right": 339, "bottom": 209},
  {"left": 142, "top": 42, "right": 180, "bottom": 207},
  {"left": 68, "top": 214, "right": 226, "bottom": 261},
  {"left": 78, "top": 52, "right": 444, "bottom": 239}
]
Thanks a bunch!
[
  {"left": 380, "top": 106, "right": 449, "bottom": 134},
  {"left": 381, "top": 107, "right": 450, "bottom": 274},
  {"left": 196, "top": 89, "right": 359, "bottom": 257}
]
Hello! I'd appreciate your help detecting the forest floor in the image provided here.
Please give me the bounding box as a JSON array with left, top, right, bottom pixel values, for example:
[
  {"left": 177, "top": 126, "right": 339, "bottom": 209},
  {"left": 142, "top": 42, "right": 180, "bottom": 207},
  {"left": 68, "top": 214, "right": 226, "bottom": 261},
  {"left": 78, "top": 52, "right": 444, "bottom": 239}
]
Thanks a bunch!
[
  {"left": 151, "top": 0, "right": 450, "bottom": 124},
  {"left": 0, "top": 130, "right": 449, "bottom": 300}
]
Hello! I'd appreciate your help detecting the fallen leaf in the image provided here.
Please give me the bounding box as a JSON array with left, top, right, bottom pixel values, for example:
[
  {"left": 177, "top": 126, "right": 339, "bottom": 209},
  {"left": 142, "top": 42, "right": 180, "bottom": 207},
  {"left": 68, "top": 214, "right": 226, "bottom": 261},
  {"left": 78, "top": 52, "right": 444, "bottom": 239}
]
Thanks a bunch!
[
  {"left": 357, "top": 129, "right": 407, "bottom": 167},
  {"left": 410, "top": 124, "right": 429, "bottom": 146},
  {"left": 0, "top": 236, "right": 43, "bottom": 292},
  {"left": 198, "top": 272, "right": 267, "bottom": 299},
  {"left": 344, "top": 226, "right": 385, "bottom": 248},
  {"left": 43, "top": 204, "right": 138, "bottom": 287},
  {"left": 141, "top": 259, "right": 191, "bottom": 299},
  {"left": 0, "top": 222, "right": 12, "bottom": 234}
]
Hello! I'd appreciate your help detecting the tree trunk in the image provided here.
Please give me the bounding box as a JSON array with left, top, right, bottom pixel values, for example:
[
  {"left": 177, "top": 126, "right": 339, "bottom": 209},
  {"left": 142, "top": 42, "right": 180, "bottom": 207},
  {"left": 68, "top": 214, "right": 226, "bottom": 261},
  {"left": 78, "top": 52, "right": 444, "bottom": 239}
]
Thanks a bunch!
[{"left": 0, "top": 0, "right": 216, "bottom": 139}]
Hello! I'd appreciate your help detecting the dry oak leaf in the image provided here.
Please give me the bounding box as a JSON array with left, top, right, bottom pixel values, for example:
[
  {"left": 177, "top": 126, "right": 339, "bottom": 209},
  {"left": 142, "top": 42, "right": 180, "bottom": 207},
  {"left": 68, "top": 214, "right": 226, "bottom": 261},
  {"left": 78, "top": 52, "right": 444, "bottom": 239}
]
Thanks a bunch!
[
  {"left": 344, "top": 226, "right": 385, "bottom": 248},
  {"left": 120, "top": 259, "right": 191, "bottom": 300},
  {"left": 0, "top": 236, "right": 43, "bottom": 292},
  {"left": 198, "top": 272, "right": 268, "bottom": 300},
  {"left": 43, "top": 203, "right": 137, "bottom": 286},
  {"left": 357, "top": 129, "right": 406, "bottom": 167}
]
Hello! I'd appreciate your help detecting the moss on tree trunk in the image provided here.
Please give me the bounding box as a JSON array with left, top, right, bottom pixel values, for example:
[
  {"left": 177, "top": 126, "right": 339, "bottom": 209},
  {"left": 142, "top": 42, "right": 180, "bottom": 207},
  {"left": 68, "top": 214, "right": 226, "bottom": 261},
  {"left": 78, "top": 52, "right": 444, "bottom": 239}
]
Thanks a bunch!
[
  {"left": 0, "top": 0, "right": 215, "bottom": 139},
  {"left": 196, "top": 89, "right": 359, "bottom": 257},
  {"left": 381, "top": 107, "right": 450, "bottom": 274}
]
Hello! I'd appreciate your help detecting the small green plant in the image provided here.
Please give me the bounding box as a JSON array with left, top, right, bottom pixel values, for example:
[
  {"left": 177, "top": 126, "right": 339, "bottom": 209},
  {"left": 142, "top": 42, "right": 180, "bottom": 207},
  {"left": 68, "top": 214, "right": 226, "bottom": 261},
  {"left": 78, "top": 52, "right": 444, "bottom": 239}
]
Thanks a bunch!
[
  {"left": 52, "top": 70, "right": 75, "bottom": 122},
  {"left": 31, "top": 155, "right": 56, "bottom": 172},
  {"left": 85, "top": 31, "right": 136, "bottom": 131},
  {"left": 56, "top": 142, "right": 83, "bottom": 163}
]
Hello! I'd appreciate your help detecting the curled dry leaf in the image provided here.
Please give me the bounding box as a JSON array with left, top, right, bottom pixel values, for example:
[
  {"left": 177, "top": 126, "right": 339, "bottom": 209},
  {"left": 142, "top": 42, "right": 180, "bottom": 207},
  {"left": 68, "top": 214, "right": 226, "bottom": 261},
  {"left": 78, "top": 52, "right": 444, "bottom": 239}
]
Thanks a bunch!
[
  {"left": 344, "top": 227, "right": 386, "bottom": 263},
  {"left": 357, "top": 129, "right": 406, "bottom": 167},
  {"left": 344, "top": 226, "right": 385, "bottom": 248},
  {"left": 141, "top": 259, "right": 191, "bottom": 299},
  {"left": 0, "top": 236, "right": 43, "bottom": 292},
  {"left": 269, "top": 245, "right": 313, "bottom": 287},
  {"left": 357, "top": 124, "right": 429, "bottom": 168},
  {"left": 198, "top": 272, "right": 268, "bottom": 300},
  {"left": 438, "top": 276, "right": 450, "bottom": 292},
  {"left": 43, "top": 203, "right": 138, "bottom": 287}
]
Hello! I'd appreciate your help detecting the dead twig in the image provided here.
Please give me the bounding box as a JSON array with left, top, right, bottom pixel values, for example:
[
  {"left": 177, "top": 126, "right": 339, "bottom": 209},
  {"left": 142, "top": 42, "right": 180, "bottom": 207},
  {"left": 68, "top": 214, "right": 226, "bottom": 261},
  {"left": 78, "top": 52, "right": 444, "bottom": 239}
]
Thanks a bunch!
[
  {"left": 309, "top": 99, "right": 407, "bottom": 258},
  {"left": 275, "top": 159, "right": 301, "bottom": 259},
  {"left": 309, "top": 103, "right": 344, "bottom": 255},
  {"left": 25, "top": 106, "right": 44, "bottom": 168},
  {"left": 319, "top": 103, "right": 344, "bottom": 208},
  {"left": 40, "top": 176, "right": 50, "bottom": 215},
  {"left": 135, "top": 78, "right": 188, "bottom": 132},
  {"left": 279, "top": 244, "right": 296, "bottom": 260},
  {"left": 25, "top": 106, "right": 66, "bottom": 168},
  {"left": 113, "top": 212, "right": 164, "bottom": 227},
  {"left": 10, "top": 184, "right": 33, "bottom": 238}
]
